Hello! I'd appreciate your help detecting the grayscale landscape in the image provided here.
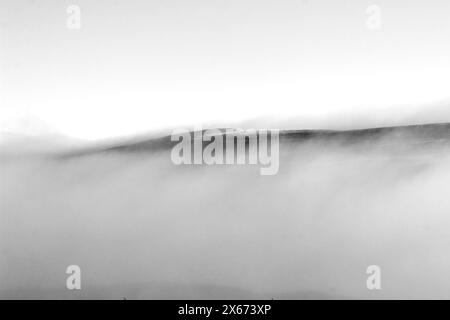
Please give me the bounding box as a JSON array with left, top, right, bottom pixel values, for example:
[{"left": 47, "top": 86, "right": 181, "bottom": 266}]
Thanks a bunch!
[{"left": 2, "top": 123, "right": 450, "bottom": 299}]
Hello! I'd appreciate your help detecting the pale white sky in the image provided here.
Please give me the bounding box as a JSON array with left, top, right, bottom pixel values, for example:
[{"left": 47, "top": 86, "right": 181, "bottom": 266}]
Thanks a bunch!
[{"left": 1, "top": 0, "right": 450, "bottom": 140}]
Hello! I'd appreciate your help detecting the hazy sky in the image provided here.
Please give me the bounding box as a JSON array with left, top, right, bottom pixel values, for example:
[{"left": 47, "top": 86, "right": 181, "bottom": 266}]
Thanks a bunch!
[{"left": 1, "top": 0, "right": 450, "bottom": 139}]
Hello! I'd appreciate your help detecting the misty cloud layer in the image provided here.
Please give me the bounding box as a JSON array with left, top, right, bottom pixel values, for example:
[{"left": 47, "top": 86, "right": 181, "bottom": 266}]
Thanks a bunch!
[{"left": 2, "top": 126, "right": 450, "bottom": 299}]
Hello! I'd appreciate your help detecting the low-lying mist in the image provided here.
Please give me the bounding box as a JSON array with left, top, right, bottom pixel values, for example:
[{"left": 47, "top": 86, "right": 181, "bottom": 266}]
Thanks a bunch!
[{"left": 2, "top": 126, "right": 450, "bottom": 299}]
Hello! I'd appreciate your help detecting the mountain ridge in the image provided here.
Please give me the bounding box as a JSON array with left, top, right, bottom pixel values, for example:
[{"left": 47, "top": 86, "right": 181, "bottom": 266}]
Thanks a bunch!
[{"left": 53, "top": 122, "right": 450, "bottom": 159}]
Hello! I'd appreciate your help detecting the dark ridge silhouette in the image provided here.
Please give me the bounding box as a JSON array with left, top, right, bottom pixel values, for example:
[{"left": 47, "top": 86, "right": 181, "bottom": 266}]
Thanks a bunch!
[{"left": 56, "top": 122, "right": 450, "bottom": 159}]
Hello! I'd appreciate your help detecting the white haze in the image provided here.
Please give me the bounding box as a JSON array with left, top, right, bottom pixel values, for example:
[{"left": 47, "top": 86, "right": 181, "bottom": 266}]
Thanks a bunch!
[{"left": 2, "top": 128, "right": 450, "bottom": 299}]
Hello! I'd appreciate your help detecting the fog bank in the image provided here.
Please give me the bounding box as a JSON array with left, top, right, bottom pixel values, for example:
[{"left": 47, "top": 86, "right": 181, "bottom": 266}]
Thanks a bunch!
[{"left": 2, "top": 126, "right": 450, "bottom": 299}]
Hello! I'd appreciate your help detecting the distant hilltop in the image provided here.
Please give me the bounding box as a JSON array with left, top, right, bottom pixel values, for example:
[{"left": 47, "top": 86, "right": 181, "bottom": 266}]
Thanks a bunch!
[{"left": 50, "top": 122, "right": 450, "bottom": 159}]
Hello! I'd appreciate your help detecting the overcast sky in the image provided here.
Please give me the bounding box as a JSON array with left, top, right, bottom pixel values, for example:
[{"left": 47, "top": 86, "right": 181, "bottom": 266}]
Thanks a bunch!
[{"left": 1, "top": 0, "right": 450, "bottom": 139}]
